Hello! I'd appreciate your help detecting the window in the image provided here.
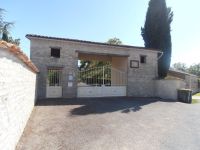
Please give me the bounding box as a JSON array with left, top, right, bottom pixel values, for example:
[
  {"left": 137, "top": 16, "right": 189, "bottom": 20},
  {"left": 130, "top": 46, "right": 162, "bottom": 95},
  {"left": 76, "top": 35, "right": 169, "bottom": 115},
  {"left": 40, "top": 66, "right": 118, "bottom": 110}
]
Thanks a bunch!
[
  {"left": 47, "top": 69, "right": 62, "bottom": 86},
  {"left": 51, "top": 48, "right": 60, "bottom": 58},
  {"left": 140, "top": 55, "right": 147, "bottom": 64}
]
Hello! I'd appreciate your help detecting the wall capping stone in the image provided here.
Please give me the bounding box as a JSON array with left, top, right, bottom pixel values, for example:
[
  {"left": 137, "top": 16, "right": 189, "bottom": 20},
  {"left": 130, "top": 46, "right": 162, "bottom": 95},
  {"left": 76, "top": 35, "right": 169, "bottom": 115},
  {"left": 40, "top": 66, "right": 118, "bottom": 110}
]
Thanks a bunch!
[{"left": 0, "top": 40, "right": 39, "bottom": 73}]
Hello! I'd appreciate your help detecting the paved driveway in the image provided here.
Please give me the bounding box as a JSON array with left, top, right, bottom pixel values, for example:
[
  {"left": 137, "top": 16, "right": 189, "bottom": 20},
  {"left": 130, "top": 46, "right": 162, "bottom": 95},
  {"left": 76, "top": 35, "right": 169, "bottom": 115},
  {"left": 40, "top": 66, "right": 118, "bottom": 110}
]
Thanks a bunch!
[{"left": 16, "top": 98, "right": 200, "bottom": 150}]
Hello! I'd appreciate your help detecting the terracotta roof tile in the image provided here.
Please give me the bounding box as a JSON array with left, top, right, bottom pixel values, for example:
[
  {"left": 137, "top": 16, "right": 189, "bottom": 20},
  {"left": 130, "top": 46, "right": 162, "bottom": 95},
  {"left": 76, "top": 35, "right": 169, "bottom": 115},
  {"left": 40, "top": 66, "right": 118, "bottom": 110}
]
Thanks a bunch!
[{"left": 0, "top": 40, "right": 39, "bottom": 73}]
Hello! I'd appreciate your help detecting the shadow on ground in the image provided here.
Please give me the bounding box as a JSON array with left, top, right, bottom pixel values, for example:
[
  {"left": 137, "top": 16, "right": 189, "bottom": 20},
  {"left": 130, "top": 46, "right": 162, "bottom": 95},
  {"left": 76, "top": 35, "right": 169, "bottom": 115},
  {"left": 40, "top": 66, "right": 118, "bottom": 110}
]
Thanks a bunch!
[{"left": 36, "top": 97, "right": 176, "bottom": 116}]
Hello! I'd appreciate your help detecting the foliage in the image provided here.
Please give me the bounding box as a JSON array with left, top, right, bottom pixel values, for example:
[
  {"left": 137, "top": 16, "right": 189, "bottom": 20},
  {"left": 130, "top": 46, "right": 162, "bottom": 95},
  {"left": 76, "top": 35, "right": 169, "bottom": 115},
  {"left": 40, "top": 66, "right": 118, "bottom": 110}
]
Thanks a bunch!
[
  {"left": 2, "top": 22, "right": 13, "bottom": 41},
  {"left": 78, "top": 65, "right": 111, "bottom": 86},
  {"left": 79, "top": 38, "right": 122, "bottom": 70},
  {"left": 48, "top": 70, "right": 60, "bottom": 86},
  {"left": 173, "top": 62, "right": 187, "bottom": 72},
  {"left": 188, "top": 63, "right": 200, "bottom": 77},
  {"left": 192, "top": 99, "right": 199, "bottom": 104},
  {"left": 79, "top": 60, "right": 90, "bottom": 70},
  {"left": 0, "top": 8, "right": 20, "bottom": 45},
  {"left": 0, "top": 9, "right": 4, "bottom": 28},
  {"left": 194, "top": 93, "right": 200, "bottom": 96},
  {"left": 172, "top": 62, "right": 200, "bottom": 77},
  {"left": 7, "top": 36, "right": 20, "bottom": 45},
  {"left": 107, "top": 37, "right": 122, "bottom": 45},
  {"left": 141, "top": 0, "right": 173, "bottom": 78}
]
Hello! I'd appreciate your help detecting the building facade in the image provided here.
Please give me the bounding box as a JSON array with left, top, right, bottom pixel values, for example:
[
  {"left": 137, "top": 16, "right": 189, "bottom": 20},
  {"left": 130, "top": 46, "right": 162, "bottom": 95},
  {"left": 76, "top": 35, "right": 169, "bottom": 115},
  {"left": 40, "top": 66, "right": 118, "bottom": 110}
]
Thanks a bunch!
[{"left": 27, "top": 34, "right": 160, "bottom": 99}]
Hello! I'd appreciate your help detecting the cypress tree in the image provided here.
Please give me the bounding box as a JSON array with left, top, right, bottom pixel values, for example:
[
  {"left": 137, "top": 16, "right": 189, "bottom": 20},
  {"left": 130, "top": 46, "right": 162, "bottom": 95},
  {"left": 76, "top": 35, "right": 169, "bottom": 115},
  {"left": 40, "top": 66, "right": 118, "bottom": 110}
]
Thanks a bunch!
[{"left": 141, "top": 0, "right": 173, "bottom": 78}]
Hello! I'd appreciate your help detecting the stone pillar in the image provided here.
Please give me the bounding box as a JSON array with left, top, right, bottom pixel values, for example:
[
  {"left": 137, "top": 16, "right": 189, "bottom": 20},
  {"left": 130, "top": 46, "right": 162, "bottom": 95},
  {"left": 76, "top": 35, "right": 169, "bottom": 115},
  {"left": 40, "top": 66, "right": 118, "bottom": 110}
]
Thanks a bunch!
[
  {"left": 62, "top": 52, "right": 78, "bottom": 98},
  {"left": 35, "top": 64, "right": 47, "bottom": 99}
]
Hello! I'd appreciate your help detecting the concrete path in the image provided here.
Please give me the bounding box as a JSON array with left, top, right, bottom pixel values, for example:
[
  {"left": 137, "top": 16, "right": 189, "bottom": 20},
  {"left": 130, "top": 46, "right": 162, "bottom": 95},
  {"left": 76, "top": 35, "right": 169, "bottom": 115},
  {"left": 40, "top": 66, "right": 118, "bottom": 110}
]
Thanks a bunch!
[
  {"left": 193, "top": 96, "right": 200, "bottom": 100},
  {"left": 16, "top": 98, "right": 200, "bottom": 150}
]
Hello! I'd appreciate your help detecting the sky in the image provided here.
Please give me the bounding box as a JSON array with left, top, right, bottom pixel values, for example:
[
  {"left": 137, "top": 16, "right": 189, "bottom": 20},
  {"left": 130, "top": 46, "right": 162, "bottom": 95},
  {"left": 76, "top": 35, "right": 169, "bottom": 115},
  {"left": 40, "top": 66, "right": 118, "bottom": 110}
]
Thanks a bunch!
[{"left": 1, "top": 0, "right": 200, "bottom": 66}]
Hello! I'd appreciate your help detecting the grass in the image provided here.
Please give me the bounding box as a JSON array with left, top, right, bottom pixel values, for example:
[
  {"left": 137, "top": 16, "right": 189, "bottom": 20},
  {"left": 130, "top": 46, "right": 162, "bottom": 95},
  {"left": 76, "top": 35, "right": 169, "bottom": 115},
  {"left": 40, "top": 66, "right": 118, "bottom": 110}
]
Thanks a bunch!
[
  {"left": 192, "top": 99, "right": 199, "bottom": 104},
  {"left": 194, "top": 93, "right": 200, "bottom": 96}
]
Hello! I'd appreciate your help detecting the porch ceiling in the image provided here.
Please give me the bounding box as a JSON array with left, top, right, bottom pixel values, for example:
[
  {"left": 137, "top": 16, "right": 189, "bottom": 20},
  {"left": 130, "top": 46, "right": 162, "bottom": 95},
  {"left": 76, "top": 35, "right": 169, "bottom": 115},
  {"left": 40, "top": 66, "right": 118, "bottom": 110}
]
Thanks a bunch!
[{"left": 77, "top": 50, "right": 129, "bottom": 61}]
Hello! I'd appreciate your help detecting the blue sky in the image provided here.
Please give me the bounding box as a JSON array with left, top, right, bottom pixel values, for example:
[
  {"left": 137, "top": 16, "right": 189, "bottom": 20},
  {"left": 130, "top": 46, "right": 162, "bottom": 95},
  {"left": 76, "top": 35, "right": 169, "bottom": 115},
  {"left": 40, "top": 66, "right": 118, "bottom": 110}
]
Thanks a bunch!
[{"left": 1, "top": 0, "right": 200, "bottom": 66}]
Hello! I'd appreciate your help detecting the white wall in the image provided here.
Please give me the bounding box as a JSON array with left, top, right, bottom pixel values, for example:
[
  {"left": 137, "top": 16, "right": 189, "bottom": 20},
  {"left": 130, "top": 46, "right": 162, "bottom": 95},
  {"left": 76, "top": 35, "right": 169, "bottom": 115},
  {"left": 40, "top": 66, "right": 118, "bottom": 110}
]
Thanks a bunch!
[
  {"left": 155, "top": 79, "right": 186, "bottom": 100},
  {"left": 0, "top": 48, "right": 37, "bottom": 150}
]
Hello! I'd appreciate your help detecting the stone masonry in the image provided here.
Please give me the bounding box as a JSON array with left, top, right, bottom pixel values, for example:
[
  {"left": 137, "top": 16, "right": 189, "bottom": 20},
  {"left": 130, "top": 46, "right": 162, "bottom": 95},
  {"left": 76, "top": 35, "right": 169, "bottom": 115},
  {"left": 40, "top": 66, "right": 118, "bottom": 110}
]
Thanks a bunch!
[{"left": 27, "top": 34, "right": 159, "bottom": 99}]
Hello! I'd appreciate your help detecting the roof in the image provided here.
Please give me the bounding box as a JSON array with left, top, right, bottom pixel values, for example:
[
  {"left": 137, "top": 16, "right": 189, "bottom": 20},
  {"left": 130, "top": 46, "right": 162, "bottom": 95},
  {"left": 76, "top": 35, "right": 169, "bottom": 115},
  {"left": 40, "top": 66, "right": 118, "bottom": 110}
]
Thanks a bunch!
[
  {"left": 169, "top": 68, "right": 197, "bottom": 77},
  {"left": 0, "top": 40, "right": 39, "bottom": 73},
  {"left": 26, "top": 34, "right": 160, "bottom": 52}
]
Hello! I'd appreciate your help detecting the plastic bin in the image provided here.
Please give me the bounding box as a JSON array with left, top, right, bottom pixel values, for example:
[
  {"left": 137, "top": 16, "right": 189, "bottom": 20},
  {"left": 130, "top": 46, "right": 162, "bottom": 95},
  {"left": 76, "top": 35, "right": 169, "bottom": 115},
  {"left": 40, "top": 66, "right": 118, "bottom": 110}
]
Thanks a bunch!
[{"left": 177, "top": 89, "right": 192, "bottom": 103}]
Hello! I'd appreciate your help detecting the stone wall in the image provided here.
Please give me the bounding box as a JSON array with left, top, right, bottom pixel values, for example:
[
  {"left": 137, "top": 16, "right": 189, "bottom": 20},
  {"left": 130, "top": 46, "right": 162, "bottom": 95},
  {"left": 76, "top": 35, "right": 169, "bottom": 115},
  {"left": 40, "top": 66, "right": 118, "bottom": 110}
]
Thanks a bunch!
[
  {"left": 28, "top": 37, "right": 159, "bottom": 99},
  {"left": 127, "top": 51, "right": 158, "bottom": 97},
  {"left": 155, "top": 79, "right": 186, "bottom": 100},
  {"left": 185, "top": 75, "right": 199, "bottom": 94},
  {"left": 168, "top": 70, "right": 199, "bottom": 94},
  {"left": 0, "top": 48, "right": 37, "bottom": 150},
  {"left": 30, "top": 39, "right": 79, "bottom": 98}
]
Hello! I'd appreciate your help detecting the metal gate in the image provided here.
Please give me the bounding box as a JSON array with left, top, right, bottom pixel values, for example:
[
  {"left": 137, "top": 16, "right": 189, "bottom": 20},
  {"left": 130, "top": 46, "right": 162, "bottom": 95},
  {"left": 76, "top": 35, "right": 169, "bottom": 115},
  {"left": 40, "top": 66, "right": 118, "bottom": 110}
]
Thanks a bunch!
[
  {"left": 77, "top": 66, "right": 127, "bottom": 97},
  {"left": 46, "top": 68, "right": 62, "bottom": 98}
]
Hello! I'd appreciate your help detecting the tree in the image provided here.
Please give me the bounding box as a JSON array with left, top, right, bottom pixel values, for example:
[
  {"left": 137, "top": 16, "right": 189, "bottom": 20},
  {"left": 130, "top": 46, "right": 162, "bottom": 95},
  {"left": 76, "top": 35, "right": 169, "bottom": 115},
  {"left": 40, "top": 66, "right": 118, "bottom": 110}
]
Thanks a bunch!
[
  {"left": 8, "top": 36, "right": 20, "bottom": 45},
  {"left": 2, "top": 22, "right": 13, "bottom": 41},
  {"left": 79, "top": 60, "right": 90, "bottom": 70},
  {"left": 106, "top": 37, "right": 122, "bottom": 45},
  {"left": 79, "top": 38, "right": 122, "bottom": 70},
  {"left": 1, "top": 22, "right": 20, "bottom": 45},
  {"left": 141, "top": 0, "right": 173, "bottom": 78},
  {"left": 188, "top": 64, "right": 200, "bottom": 77},
  {"left": 0, "top": 8, "right": 20, "bottom": 45},
  {"left": 0, "top": 8, "right": 4, "bottom": 34},
  {"left": 173, "top": 62, "right": 187, "bottom": 72}
]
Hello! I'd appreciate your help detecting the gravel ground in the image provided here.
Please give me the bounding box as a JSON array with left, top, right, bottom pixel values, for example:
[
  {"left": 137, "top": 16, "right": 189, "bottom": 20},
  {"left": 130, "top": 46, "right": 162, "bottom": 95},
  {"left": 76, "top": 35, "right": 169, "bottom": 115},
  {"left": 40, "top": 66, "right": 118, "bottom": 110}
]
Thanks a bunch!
[{"left": 16, "top": 97, "right": 200, "bottom": 150}]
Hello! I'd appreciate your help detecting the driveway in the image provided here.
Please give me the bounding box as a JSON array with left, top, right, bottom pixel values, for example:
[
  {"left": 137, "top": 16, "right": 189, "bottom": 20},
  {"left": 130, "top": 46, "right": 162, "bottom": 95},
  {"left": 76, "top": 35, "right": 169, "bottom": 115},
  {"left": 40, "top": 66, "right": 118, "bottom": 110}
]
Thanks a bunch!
[{"left": 16, "top": 97, "right": 200, "bottom": 150}]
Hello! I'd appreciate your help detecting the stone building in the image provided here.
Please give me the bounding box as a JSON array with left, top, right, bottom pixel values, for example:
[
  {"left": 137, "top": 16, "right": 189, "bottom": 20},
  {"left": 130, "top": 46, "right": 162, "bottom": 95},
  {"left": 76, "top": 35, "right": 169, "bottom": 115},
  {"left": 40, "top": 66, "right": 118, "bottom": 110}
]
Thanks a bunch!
[
  {"left": 27, "top": 34, "right": 161, "bottom": 99},
  {"left": 168, "top": 69, "right": 200, "bottom": 94}
]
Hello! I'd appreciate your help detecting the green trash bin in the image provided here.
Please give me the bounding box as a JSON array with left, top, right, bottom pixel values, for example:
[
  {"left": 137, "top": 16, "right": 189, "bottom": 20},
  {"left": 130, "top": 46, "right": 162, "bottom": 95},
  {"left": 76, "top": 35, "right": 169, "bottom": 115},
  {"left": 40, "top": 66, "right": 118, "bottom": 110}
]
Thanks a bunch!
[{"left": 177, "top": 89, "right": 192, "bottom": 103}]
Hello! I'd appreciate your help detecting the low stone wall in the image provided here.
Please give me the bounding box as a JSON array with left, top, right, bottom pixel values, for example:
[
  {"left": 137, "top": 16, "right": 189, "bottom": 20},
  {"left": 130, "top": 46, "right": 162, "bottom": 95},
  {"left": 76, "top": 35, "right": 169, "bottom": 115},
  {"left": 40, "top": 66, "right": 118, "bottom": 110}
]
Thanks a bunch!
[
  {"left": 155, "top": 79, "right": 186, "bottom": 100},
  {"left": 168, "top": 69, "right": 199, "bottom": 94},
  {"left": 0, "top": 47, "right": 37, "bottom": 150},
  {"left": 185, "top": 75, "right": 199, "bottom": 94}
]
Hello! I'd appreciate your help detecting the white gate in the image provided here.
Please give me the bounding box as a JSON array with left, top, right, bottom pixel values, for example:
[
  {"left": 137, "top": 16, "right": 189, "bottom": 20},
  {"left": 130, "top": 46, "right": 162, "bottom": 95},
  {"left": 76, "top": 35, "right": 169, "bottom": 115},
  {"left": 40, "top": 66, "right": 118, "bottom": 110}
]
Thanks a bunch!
[
  {"left": 77, "top": 66, "right": 127, "bottom": 97},
  {"left": 46, "top": 68, "right": 62, "bottom": 98}
]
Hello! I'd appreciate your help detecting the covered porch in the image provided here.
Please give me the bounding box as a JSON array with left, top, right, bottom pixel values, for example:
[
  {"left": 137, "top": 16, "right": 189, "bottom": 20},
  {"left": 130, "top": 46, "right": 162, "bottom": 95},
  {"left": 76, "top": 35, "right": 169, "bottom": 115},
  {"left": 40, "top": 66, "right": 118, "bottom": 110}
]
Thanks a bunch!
[{"left": 77, "top": 51, "right": 129, "bottom": 97}]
